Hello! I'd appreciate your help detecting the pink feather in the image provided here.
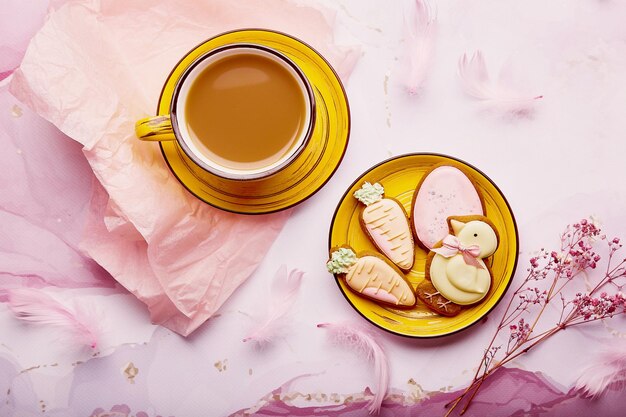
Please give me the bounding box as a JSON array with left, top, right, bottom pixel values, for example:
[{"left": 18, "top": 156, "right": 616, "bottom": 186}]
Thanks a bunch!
[
  {"left": 404, "top": 0, "right": 436, "bottom": 95},
  {"left": 458, "top": 50, "right": 542, "bottom": 114},
  {"left": 242, "top": 265, "right": 304, "bottom": 347},
  {"left": 317, "top": 321, "right": 389, "bottom": 414},
  {"left": 4, "top": 288, "right": 99, "bottom": 349},
  {"left": 575, "top": 343, "right": 626, "bottom": 398}
]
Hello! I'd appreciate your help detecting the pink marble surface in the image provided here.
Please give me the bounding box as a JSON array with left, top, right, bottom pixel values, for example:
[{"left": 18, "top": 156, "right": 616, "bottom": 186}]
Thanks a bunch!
[
  {"left": 3, "top": 328, "right": 624, "bottom": 416},
  {"left": 0, "top": 85, "right": 114, "bottom": 292}
]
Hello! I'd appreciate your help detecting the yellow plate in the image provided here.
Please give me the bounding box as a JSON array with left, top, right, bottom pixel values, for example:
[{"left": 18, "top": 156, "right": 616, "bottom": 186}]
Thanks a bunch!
[
  {"left": 157, "top": 29, "right": 350, "bottom": 214},
  {"left": 329, "top": 154, "right": 519, "bottom": 338}
]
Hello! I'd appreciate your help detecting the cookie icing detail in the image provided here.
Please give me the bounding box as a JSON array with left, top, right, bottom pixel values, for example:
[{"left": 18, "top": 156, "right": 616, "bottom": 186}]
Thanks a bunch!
[
  {"left": 362, "top": 199, "right": 414, "bottom": 270},
  {"left": 431, "top": 235, "right": 483, "bottom": 269},
  {"left": 326, "top": 248, "right": 357, "bottom": 274},
  {"left": 413, "top": 166, "right": 483, "bottom": 250},
  {"left": 353, "top": 182, "right": 384, "bottom": 206},
  {"left": 355, "top": 182, "right": 414, "bottom": 270},
  {"left": 345, "top": 255, "right": 416, "bottom": 307},
  {"left": 429, "top": 219, "right": 498, "bottom": 305}
]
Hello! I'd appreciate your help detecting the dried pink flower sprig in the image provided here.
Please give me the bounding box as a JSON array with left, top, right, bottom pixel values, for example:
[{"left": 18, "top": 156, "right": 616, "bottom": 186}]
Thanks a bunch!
[
  {"left": 573, "top": 292, "right": 625, "bottom": 321},
  {"left": 446, "top": 218, "right": 626, "bottom": 416}
]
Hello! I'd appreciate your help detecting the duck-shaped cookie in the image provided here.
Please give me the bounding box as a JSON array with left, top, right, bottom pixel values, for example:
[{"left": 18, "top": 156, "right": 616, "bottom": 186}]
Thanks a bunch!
[
  {"left": 354, "top": 182, "right": 414, "bottom": 271},
  {"left": 425, "top": 215, "right": 499, "bottom": 308},
  {"left": 327, "top": 246, "right": 416, "bottom": 307}
]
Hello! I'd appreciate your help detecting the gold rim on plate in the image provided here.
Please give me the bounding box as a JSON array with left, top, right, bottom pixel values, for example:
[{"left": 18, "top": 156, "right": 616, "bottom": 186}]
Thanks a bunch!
[
  {"left": 156, "top": 29, "right": 350, "bottom": 214},
  {"left": 328, "top": 153, "right": 519, "bottom": 338}
]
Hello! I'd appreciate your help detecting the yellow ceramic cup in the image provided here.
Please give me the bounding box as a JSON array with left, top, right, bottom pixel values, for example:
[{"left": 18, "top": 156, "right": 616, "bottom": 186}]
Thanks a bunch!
[{"left": 135, "top": 43, "right": 315, "bottom": 181}]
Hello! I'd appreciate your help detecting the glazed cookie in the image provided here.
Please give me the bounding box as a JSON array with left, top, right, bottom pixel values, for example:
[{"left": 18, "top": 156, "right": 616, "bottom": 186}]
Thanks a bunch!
[
  {"left": 327, "top": 246, "right": 416, "bottom": 307},
  {"left": 412, "top": 165, "right": 484, "bottom": 250},
  {"left": 426, "top": 215, "right": 499, "bottom": 309},
  {"left": 417, "top": 215, "right": 499, "bottom": 317},
  {"left": 415, "top": 280, "right": 462, "bottom": 317},
  {"left": 354, "top": 182, "right": 414, "bottom": 271}
]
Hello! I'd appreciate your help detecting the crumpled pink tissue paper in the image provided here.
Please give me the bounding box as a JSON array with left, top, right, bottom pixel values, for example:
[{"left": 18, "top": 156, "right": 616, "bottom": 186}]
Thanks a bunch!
[
  {"left": 10, "top": 0, "right": 358, "bottom": 336},
  {"left": 0, "top": 0, "right": 48, "bottom": 81},
  {"left": 0, "top": 85, "right": 115, "bottom": 292}
]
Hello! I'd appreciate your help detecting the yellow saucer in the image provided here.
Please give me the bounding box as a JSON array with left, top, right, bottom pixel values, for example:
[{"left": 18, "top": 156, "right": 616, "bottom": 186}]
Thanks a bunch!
[
  {"left": 157, "top": 29, "right": 350, "bottom": 214},
  {"left": 329, "top": 154, "right": 519, "bottom": 338}
]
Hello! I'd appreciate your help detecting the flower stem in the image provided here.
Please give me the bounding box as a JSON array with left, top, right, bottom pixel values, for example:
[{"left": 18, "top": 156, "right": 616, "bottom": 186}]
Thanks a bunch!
[{"left": 445, "top": 219, "right": 625, "bottom": 415}]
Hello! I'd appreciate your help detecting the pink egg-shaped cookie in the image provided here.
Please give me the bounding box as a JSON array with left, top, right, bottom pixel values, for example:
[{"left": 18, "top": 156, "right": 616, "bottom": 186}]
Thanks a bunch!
[{"left": 412, "top": 165, "right": 484, "bottom": 250}]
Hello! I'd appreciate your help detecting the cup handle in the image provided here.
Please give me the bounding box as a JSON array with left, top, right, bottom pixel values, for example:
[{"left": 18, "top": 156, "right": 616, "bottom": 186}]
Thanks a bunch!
[{"left": 135, "top": 115, "right": 176, "bottom": 141}]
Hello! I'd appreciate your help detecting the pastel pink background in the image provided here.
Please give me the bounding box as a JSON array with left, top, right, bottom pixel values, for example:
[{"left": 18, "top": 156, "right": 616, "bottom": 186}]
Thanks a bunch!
[{"left": 1, "top": 0, "right": 625, "bottom": 416}]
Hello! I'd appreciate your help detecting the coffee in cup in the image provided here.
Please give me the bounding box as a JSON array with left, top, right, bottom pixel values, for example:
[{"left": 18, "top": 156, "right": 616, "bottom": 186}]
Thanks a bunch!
[{"left": 136, "top": 44, "right": 315, "bottom": 180}]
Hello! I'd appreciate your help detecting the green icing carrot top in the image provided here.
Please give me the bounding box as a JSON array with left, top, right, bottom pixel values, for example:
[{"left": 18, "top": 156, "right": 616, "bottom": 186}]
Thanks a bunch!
[
  {"left": 353, "top": 182, "right": 384, "bottom": 206},
  {"left": 326, "top": 247, "right": 357, "bottom": 274}
]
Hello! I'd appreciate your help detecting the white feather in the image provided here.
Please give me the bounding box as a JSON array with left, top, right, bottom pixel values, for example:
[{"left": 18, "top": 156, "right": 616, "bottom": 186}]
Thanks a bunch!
[
  {"left": 318, "top": 321, "right": 389, "bottom": 414},
  {"left": 404, "top": 0, "right": 436, "bottom": 95},
  {"left": 5, "top": 288, "right": 99, "bottom": 349},
  {"left": 576, "top": 343, "right": 626, "bottom": 398},
  {"left": 243, "top": 265, "right": 304, "bottom": 347},
  {"left": 458, "top": 50, "right": 542, "bottom": 114}
]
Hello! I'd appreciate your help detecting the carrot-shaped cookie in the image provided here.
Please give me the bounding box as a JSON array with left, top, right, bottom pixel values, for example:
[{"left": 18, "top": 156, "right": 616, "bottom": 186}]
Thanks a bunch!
[
  {"left": 354, "top": 182, "right": 414, "bottom": 271},
  {"left": 327, "top": 246, "right": 416, "bottom": 307}
]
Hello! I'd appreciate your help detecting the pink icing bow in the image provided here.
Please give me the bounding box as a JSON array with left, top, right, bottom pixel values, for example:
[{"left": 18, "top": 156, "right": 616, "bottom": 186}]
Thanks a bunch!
[{"left": 432, "top": 235, "right": 484, "bottom": 269}]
